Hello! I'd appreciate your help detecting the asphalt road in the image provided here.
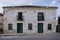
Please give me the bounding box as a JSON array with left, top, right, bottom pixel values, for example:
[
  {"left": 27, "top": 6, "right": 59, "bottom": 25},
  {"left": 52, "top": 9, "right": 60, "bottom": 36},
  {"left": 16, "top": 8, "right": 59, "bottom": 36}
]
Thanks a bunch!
[{"left": 0, "top": 33, "right": 60, "bottom": 40}]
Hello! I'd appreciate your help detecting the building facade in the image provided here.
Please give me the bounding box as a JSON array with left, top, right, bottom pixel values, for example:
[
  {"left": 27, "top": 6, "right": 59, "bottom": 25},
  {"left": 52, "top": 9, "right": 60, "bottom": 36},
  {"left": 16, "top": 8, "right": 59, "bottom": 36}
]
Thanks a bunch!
[
  {"left": 0, "top": 13, "right": 4, "bottom": 34},
  {"left": 3, "top": 5, "right": 57, "bottom": 34}
]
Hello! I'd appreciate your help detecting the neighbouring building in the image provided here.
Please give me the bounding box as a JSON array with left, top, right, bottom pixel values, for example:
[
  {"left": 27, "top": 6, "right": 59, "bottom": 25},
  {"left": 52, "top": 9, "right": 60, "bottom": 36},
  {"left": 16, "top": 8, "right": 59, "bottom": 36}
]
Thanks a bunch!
[
  {"left": 3, "top": 5, "right": 57, "bottom": 34},
  {"left": 0, "top": 13, "right": 4, "bottom": 34},
  {"left": 58, "top": 17, "right": 60, "bottom": 24},
  {"left": 56, "top": 17, "right": 60, "bottom": 32}
]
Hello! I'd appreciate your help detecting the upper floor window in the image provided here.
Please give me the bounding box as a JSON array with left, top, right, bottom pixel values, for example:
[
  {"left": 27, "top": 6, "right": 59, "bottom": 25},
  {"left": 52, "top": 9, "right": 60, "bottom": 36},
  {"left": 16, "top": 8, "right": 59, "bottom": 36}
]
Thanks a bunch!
[
  {"left": 17, "top": 12, "right": 23, "bottom": 21},
  {"left": 58, "top": 17, "right": 60, "bottom": 24},
  {"left": 38, "top": 12, "right": 44, "bottom": 21}
]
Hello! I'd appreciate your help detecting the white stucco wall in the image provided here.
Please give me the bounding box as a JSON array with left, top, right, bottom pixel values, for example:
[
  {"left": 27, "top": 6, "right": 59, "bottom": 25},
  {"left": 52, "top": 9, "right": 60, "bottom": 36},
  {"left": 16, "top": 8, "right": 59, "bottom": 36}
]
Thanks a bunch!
[{"left": 3, "top": 7, "right": 57, "bottom": 34}]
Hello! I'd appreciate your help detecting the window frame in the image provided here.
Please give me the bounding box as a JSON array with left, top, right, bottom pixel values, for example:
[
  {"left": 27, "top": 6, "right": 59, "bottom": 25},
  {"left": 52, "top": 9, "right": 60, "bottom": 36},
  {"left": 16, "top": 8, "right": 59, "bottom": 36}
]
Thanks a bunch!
[
  {"left": 28, "top": 23, "right": 32, "bottom": 30},
  {"left": 48, "top": 24, "right": 52, "bottom": 30},
  {"left": 17, "top": 12, "right": 23, "bottom": 21},
  {"left": 38, "top": 12, "right": 44, "bottom": 21},
  {"left": 58, "top": 17, "right": 60, "bottom": 24},
  {"left": 8, "top": 24, "right": 12, "bottom": 30}
]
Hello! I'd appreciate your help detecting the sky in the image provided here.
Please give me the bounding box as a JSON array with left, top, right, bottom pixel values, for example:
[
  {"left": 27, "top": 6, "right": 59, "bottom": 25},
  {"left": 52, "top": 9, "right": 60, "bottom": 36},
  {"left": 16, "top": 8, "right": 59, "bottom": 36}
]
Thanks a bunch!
[{"left": 0, "top": 0, "right": 60, "bottom": 16}]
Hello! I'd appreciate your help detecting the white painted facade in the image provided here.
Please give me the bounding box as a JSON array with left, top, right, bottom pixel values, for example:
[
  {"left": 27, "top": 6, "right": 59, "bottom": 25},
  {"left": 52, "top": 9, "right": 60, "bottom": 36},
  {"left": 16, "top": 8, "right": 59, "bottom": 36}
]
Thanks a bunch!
[{"left": 3, "top": 6, "right": 57, "bottom": 34}]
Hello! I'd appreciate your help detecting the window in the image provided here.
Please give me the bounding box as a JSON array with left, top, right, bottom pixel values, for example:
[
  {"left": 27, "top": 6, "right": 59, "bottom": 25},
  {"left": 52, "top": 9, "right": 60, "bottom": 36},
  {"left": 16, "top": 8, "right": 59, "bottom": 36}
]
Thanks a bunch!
[
  {"left": 18, "top": 12, "right": 23, "bottom": 21},
  {"left": 28, "top": 23, "right": 32, "bottom": 30},
  {"left": 48, "top": 24, "right": 52, "bottom": 30},
  {"left": 38, "top": 12, "right": 44, "bottom": 21},
  {"left": 8, "top": 24, "right": 12, "bottom": 30},
  {"left": 58, "top": 17, "right": 60, "bottom": 24},
  {"left": 0, "top": 23, "right": 3, "bottom": 25}
]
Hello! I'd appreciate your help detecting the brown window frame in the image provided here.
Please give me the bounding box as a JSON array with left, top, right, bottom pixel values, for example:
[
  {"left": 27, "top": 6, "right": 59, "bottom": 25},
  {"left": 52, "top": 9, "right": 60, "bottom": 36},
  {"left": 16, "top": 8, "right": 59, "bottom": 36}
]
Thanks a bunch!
[
  {"left": 8, "top": 24, "right": 12, "bottom": 30},
  {"left": 48, "top": 24, "right": 52, "bottom": 30},
  {"left": 28, "top": 23, "right": 32, "bottom": 30}
]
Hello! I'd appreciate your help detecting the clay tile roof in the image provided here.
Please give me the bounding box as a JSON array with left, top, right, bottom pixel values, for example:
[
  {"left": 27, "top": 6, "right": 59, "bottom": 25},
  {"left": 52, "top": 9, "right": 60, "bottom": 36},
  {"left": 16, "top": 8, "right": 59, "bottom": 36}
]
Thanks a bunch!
[
  {"left": 3, "top": 5, "right": 57, "bottom": 9},
  {"left": 0, "top": 13, "right": 3, "bottom": 16}
]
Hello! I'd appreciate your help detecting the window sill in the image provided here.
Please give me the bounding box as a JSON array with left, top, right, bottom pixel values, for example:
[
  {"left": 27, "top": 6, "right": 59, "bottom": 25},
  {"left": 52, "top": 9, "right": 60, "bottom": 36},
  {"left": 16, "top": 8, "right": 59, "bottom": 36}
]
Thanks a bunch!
[
  {"left": 17, "top": 19, "right": 23, "bottom": 21},
  {"left": 38, "top": 20, "right": 44, "bottom": 21}
]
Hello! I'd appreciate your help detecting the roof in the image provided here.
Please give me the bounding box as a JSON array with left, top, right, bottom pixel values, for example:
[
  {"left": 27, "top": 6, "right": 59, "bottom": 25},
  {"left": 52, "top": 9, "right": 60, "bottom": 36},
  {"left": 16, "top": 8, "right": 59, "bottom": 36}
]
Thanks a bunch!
[
  {"left": 0, "top": 13, "right": 3, "bottom": 16},
  {"left": 3, "top": 5, "right": 57, "bottom": 9}
]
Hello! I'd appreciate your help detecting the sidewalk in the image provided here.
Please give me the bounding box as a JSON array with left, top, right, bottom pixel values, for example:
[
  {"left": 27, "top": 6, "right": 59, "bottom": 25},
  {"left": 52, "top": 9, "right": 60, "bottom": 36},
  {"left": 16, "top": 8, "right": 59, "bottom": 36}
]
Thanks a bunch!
[{"left": 0, "top": 33, "right": 60, "bottom": 36}]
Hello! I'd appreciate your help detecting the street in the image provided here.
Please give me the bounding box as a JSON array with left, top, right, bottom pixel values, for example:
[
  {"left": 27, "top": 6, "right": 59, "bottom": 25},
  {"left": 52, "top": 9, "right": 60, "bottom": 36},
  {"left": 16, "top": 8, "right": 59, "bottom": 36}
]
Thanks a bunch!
[{"left": 0, "top": 33, "right": 60, "bottom": 40}]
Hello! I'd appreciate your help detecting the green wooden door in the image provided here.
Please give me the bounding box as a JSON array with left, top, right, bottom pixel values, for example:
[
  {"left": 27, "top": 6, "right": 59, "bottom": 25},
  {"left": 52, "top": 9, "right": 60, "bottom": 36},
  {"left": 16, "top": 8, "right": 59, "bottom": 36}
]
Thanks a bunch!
[
  {"left": 56, "top": 25, "right": 60, "bottom": 32},
  {"left": 17, "top": 23, "right": 23, "bottom": 33},
  {"left": 38, "top": 23, "right": 43, "bottom": 33}
]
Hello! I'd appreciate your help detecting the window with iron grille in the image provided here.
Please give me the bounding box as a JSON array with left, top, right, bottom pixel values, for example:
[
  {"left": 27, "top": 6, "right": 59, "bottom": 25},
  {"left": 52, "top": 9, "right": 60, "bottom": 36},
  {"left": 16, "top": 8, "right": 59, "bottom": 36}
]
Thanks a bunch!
[
  {"left": 8, "top": 24, "right": 12, "bottom": 30},
  {"left": 48, "top": 24, "right": 52, "bottom": 30},
  {"left": 38, "top": 12, "right": 44, "bottom": 21},
  {"left": 28, "top": 23, "right": 32, "bottom": 30},
  {"left": 18, "top": 12, "right": 23, "bottom": 21}
]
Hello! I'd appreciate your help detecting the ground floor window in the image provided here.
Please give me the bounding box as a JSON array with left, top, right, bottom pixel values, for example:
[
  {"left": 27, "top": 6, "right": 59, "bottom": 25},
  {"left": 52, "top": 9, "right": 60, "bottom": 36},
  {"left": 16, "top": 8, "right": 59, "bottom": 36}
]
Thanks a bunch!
[
  {"left": 28, "top": 23, "right": 32, "bottom": 30},
  {"left": 48, "top": 24, "right": 52, "bottom": 30},
  {"left": 8, "top": 24, "right": 12, "bottom": 30},
  {"left": 0, "top": 23, "right": 3, "bottom": 34}
]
